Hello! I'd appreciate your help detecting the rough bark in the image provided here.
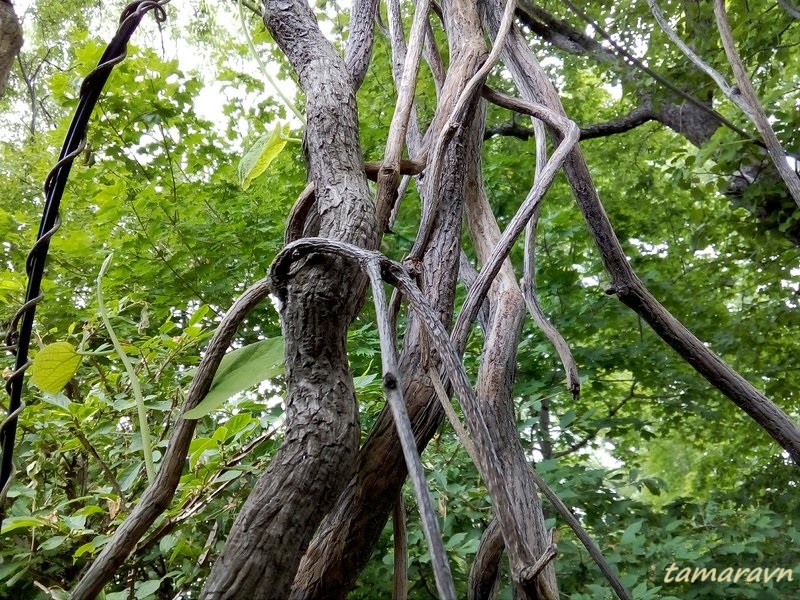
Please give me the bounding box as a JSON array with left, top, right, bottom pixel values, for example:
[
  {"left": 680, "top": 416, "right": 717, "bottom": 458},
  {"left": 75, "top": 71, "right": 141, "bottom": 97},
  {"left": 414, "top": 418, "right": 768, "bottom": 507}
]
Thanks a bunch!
[
  {"left": 200, "top": 0, "right": 377, "bottom": 597},
  {"left": 463, "top": 99, "right": 558, "bottom": 599},
  {"left": 0, "top": 0, "right": 23, "bottom": 98},
  {"left": 468, "top": 519, "right": 504, "bottom": 600},
  {"left": 289, "top": 1, "right": 488, "bottom": 597}
]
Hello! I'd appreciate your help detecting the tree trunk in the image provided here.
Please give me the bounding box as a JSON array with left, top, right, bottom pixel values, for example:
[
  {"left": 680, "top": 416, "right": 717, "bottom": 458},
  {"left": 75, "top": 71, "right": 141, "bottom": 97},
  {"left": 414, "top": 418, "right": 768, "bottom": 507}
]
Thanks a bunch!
[
  {"left": 200, "top": 0, "right": 377, "bottom": 596},
  {"left": 0, "top": 0, "right": 23, "bottom": 98}
]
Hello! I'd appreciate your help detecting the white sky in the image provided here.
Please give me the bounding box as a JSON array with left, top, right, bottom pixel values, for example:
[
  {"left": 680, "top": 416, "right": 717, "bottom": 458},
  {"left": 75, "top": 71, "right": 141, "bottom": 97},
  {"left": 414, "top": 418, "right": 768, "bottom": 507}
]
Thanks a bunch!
[{"left": 13, "top": 0, "right": 305, "bottom": 139}]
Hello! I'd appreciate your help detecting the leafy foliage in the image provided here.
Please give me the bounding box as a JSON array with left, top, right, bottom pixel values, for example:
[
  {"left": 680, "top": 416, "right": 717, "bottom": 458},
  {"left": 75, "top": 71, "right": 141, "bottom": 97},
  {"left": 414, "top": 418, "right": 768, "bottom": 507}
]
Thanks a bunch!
[{"left": 0, "top": 0, "right": 797, "bottom": 598}]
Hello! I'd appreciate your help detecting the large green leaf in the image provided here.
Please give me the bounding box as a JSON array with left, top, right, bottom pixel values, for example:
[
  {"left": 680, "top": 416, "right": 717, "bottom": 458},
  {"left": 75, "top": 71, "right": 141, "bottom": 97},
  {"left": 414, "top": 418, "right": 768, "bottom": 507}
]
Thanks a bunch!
[
  {"left": 237, "top": 123, "right": 288, "bottom": 190},
  {"left": 1, "top": 515, "right": 55, "bottom": 535},
  {"left": 29, "top": 342, "right": 82, "bottom": 394},
  {"left": 183, "top": 337, "right": 284, "bottom": 419}
]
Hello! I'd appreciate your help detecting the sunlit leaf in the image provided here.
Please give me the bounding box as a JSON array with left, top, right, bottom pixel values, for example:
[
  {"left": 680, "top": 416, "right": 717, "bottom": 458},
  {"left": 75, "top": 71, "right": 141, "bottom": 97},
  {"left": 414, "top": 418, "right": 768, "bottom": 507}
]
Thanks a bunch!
[
  {"left": 1, "top": 516, "right": 55, "bottom": 535},
  {"left": 238, "top": 123, "right": 288, "bottom": 190},
  {"left": 29, "top": 342, "right": 82, "bottom": 394},
  {"left": 183, "top": 337, "right": 284, "bottom": 419}
]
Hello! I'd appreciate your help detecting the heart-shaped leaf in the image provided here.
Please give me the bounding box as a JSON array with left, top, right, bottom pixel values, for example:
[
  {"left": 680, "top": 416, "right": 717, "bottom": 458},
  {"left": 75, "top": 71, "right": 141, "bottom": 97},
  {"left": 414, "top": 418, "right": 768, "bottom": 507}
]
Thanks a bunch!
[{"left": 29, "top": 342, "right": 82, "bottom": 394}]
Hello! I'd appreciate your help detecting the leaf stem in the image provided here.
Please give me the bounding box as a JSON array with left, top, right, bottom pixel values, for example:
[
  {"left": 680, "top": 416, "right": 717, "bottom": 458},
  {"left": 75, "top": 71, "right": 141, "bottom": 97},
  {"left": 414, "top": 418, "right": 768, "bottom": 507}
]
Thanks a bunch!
[{"left": 97, "top": 253, "right": 155, "bottom": 483}]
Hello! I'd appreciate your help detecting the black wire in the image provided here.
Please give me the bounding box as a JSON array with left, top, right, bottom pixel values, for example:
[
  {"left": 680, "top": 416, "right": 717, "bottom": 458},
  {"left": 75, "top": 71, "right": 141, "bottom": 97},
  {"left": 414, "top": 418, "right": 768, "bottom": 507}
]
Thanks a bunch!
[{"left": 0, "top": 0, "right": 170, "bottom": 529}]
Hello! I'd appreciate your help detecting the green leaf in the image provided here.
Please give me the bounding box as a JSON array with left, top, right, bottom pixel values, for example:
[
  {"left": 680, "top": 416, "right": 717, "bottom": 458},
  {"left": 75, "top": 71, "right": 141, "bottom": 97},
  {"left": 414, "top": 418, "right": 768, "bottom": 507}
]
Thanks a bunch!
[
  {"left": 119, "top": 461, "right": 144, "bottom": 492},
  {"left": 189, "top": 437, "right": 217, "bottom": 470},
  {"left": 40, "top": 535, "right": 68, "bottom": 551},
  {"left": 559, "top": 409, "right": 576, "bottom": 429},
  {"left": 620, "top": 520, "right": 643, "bottom": 545},
  {"left": 29, "top": 342, "right": 82, "bottom": 394},
  {"left": 238, "top": 123, "right": 288, "bottom": 190},
  {"left": 136, "top": 579, "right": 162, "bottom": 598},
  {"left": 183, "top": 337, "right": 284, "bottom": 419},
  {"left": 1, "top": 515, "right": 55, "bottom": 535}
]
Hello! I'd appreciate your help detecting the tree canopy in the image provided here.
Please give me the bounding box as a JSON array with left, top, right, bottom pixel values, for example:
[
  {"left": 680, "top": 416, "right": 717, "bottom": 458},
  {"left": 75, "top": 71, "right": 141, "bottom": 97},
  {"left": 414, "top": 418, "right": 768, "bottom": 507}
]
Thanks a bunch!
[{"left": 1, "top": 0, "right": 798, "bottom": 599}]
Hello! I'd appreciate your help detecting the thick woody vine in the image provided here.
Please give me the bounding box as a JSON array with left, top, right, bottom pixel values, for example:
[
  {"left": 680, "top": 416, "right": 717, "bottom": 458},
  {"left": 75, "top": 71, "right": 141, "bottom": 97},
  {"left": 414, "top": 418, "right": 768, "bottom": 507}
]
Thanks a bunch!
[{"left": 4, "top": 0, "right": 796, "bottom": 598}]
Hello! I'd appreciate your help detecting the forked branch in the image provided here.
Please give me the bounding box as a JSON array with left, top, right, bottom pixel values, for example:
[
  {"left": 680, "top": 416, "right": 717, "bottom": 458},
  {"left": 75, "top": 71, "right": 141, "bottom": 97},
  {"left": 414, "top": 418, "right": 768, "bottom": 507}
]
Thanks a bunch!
[{"left": 483, "top": 0, "right": 800, "bottom": 463}]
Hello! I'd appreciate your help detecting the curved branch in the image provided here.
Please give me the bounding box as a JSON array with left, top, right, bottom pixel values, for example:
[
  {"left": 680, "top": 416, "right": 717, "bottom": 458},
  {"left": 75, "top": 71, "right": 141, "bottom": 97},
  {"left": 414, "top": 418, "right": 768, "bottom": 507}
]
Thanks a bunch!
[
  {"left": 367, "top": 261, "right": 457, "bottom": 599},
  {"left": 71, "top": 276, "right": 274, "bottom": 600},
  {"left": 468, "top": 519, "right": 503, "bottom": 600},
  {"left": 485, "top": 105, "right": 657, "bottom": 141},
  {"left": 521, "top": 116, "right": 580, "bottom": 399},
  {"left": 345, "top": 0, "right": 380, "bottom": 88},
  {"left": 200, "top": 0, "right": 378, "bottom": 595},
  {"left": 407, "top": 0, "right": 518, "bottom": 261},
  {"left": 483, "top": 0, "right": 800, "bottom": 464}
]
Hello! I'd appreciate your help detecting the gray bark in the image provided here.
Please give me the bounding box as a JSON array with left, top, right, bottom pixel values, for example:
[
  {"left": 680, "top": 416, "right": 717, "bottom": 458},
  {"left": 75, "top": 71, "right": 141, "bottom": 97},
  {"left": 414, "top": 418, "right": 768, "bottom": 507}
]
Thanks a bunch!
[
  {"left": 481, "top": 0, "right": 800, "bottom": 464},
  {"left": 200, "top": 0, "right": 377, "bottom": 596},
  {"left": 464, "top": 99, "right": 558, "bottom": 599},
  {"left": 514, "top": 0, "right": 800, "bottom": 246},
  {"left": 0, "top": 0, "right": 23, "bottom": 98},
  {"left": 289, "top": 0, "right": 490, "bottom": 597}
]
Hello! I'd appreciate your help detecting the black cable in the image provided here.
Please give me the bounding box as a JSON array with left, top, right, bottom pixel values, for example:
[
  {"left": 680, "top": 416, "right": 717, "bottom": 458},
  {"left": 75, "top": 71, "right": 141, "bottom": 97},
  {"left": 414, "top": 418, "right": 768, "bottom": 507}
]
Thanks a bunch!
[{"left": 0, "top": 0, "right": 170, "bottom": 529}]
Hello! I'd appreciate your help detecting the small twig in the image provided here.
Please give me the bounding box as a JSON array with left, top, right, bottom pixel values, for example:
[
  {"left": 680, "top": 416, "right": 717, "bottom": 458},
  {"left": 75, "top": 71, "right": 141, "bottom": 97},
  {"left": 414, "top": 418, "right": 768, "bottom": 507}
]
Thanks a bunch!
[
  {"left": 136, "top": 426, "right": 279, "bottom": 556},
  {"left": 518, "top": 529, "right": 557, "bottom": 587},
  {"left": 72, "top": 425, "right": 128, "bottom": 510},
  {"left": 552, "top": 391, "right": 633, "bottom": 458}
]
